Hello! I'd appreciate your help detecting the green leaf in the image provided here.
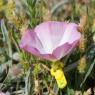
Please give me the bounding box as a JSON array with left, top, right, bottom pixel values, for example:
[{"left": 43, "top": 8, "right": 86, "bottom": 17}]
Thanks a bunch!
[
  {"left": 1, "top": 19, "right": 12, "bottom": 58},
  {"left": 80, "top": 59, "right": 95, "bottom": 87}
]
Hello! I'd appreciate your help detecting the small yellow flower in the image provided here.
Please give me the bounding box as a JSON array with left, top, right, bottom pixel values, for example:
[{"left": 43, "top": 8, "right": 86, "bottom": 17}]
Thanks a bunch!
[
  {"left": 55, "top": 69, "right": 67, "bottom": 89},
  {"left": 50, "top": 68, "right": 55, "bottom": 76},
  {"left": 56, "top": 78, "right": 67, "bottom": 89},
  {"left": 42, "top": 6, "right": 51, "bottom": 21},
  {"left": 50, "top": 68, "right": 67, "bottom": 89},
  {"left": 78, "top": 57, "right": 86, "bottom": 73},
  {"left": 55, "top": 69, "right": 64, "bottom": 80},
  {"left": 0, "top": 0, "right": 3, "bottom": 7},
  {"left": 0, "top": 0, "right": 5, "bottom": 11},
  {"left": 5, "top": 0, "right": 15, "bottom": 19}
]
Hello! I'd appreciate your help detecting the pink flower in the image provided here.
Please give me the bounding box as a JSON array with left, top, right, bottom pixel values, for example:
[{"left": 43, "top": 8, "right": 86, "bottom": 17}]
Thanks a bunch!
[
  {"left": 20, "top": 21, "right": 81, "bottom": 61},
  {"left": 0, "top": 92, "right": 6, "bottom": 95}
]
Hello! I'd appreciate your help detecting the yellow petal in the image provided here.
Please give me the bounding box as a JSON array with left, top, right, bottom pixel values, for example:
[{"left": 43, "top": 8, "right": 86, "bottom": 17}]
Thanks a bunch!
[
  {"left": 55, "top": 69, "right": 64, "bottom": 80},
  {"left": 55, "top": 69, "right": 67, "bottom": 88},
  {"left": 56, "top": 77, "right": 67, "bottom": 89},
  {"left": 50, "top": 68, "right": 55, "bottom": 76}
]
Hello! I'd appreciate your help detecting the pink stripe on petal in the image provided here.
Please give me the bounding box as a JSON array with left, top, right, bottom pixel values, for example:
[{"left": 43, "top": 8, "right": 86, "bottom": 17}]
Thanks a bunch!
[
  {"left": 53, "top": 43, "right": 72, "bottom": 60},
  {"left": 35, "top": 21, "right": 68, "bottom": 53},
  {"left": 20, "top": 29, "right": 45, "bottom": 54}
]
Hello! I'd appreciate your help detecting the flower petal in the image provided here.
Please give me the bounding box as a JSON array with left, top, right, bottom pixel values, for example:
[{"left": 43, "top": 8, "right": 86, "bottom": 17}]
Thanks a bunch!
[
  {"left": 59, "top": 23, "right": 81, "bottom": 45},
  {"left": 19, "top": 29, "right": 45, "bottom": 56},
  {"left": 35, "top": 22, "right": 53, "bottom": 53},
  {"left": 0, "top": 92, "right": 6, "bottom": 95},
  {"left": 53, "top": 41, "right": 78, "bottom": 60},
  {"left": 35, "top": 21, "right": 67, "bottom": 54}
]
